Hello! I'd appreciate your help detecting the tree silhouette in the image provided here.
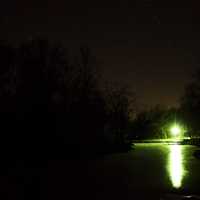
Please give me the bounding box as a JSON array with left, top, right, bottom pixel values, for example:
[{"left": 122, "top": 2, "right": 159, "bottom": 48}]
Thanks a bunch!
[
  {"left": 0, "top": 38, "right": 137, "bottom": 200},
  {"left": 181, "top": 68, "right": 200, "bottom": 136},
  {"left": 104, "top": 84, "right": 135, "bottom": 145},
  {"left": 66, "top": 46, "right": 107, "bottom": 151},
  {"left": 0, "top": 41, "right": 15, "bottom": 112},
  {"left": 0, "top": 38, "right": 136, "bottom": 158}
]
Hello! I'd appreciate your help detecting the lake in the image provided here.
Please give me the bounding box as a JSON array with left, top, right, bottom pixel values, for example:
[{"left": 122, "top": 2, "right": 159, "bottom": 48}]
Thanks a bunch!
[
  {"left": 87, "top": 143, "right": 200, "bottom": 199},
  {"left": 48, "top": 143, "right": 200, "bottom": 200}
]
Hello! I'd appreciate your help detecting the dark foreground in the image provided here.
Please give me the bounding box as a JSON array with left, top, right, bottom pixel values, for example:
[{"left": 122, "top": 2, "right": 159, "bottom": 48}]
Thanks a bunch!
[{"left": 2, "top": 143, "right": 200, "bottom": 200}]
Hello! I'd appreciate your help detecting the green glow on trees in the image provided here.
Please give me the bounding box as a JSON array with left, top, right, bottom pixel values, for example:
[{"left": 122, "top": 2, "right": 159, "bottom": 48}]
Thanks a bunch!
[{"left": 165, "top": 122, "right": 187, "bottom": 139}]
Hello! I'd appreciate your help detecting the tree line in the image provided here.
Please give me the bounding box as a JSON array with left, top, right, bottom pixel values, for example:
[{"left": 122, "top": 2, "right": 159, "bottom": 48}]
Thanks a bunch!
[
  {"left": 0, "top": 38, "right": 135, "bottom": 158},
  {"left": 0, "top": 37, "right": 199, "bottom": 159},
  {"left": 130, "top": 70, "right": 200, "bottom": 140}
]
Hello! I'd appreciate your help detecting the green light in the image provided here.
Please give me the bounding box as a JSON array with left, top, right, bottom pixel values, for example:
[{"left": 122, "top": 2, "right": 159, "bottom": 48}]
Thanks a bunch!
[
  {"left": 168, "top": 145, "right": 185, "bottom": 188},
  {"left": 170, "top": 125, "right": 181, "bottom": 136}
]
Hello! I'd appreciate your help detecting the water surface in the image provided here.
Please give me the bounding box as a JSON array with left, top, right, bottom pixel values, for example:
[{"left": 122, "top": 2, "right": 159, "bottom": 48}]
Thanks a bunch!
[
  {"left": 96, "top": 143, "right": 200, "bottom": 195},
  {"left": 48, "top": 143, "right": 200, "bottom": 200}
]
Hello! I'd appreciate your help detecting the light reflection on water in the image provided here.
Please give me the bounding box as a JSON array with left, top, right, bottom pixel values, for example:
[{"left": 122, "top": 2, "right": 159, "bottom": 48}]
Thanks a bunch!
[{"left": 168, "top": 144, "right": 186, "bottom": 189}]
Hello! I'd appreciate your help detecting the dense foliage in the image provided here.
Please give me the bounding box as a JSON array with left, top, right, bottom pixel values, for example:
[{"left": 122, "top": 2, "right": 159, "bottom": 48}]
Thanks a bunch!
[
  {"left": 181, "top": 69, "right": 200, "bottom": 136},
  {"left": 0, "top": 38, "right": 135, "bottom": 158}
]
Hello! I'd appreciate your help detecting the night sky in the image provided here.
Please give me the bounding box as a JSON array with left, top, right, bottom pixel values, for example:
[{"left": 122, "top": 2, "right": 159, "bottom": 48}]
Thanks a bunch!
[{"left": 1, "top": 0, "right": 199, "bottom": 108}]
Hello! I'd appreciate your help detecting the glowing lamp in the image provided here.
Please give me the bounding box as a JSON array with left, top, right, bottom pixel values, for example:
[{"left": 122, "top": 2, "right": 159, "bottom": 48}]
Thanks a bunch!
[{"left": 170, "top": 125, "right": 181, "bottom": 136}]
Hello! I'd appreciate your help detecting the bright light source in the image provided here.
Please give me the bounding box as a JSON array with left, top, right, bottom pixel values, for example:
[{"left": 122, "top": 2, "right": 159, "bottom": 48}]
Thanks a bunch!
[{"left": 170, "top": 125, "right": 181, "bottom": 136}]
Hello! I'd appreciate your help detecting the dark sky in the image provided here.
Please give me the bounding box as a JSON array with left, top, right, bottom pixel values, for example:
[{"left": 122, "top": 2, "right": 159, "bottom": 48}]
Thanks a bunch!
[{"left": 1, "top": 0, "right": 199, "bottom": 108}]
